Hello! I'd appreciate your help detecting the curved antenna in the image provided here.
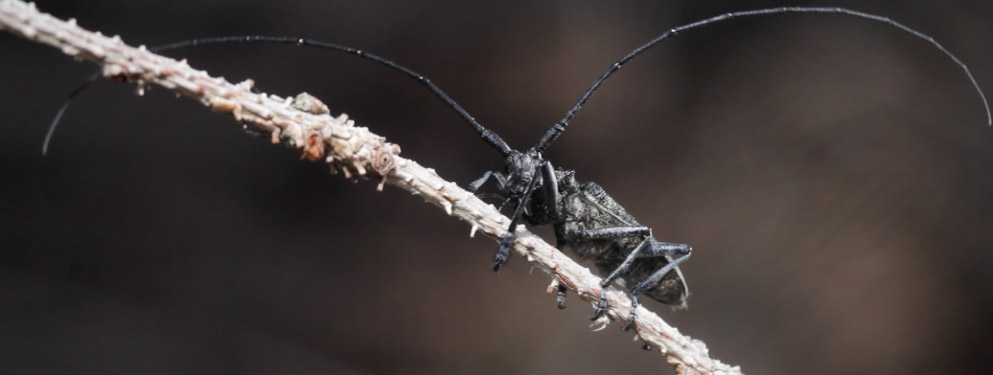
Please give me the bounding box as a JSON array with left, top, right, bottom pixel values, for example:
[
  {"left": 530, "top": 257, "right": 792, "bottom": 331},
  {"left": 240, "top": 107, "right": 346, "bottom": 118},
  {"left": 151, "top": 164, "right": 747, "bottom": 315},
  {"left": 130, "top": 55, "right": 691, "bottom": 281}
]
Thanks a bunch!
[
  {"left": 42, "top": 71, "right": 99, "bottom": 156},
  {"left": 533, "top": 7, "right": 992, "bottom": 153},
  {"left": 43, "top": 36, "right": 513, "bottom": 157}
]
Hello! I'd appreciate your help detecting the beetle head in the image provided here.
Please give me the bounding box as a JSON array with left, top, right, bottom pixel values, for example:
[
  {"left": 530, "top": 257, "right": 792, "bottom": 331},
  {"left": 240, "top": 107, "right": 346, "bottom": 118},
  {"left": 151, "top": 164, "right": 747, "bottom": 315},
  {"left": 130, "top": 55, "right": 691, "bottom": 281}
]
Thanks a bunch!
[{"left": 503, "top": 148, "right": 544, "bottom": 198}]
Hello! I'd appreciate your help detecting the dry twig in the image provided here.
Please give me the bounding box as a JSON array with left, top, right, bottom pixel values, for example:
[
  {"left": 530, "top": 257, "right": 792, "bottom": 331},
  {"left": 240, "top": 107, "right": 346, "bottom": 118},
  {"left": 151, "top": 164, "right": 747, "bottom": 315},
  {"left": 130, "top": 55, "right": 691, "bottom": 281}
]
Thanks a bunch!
[{"left": 0, "top": 1, "right": 741, "bottom": 373}]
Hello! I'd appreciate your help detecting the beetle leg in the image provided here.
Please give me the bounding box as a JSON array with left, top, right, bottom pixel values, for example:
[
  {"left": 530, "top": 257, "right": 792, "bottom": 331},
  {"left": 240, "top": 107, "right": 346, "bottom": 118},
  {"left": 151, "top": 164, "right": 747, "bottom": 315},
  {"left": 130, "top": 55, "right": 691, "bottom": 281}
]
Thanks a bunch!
[
  {"left": 570, "top": 226, "right": 651, "bottom": 241},
  {"left": 540, "top": 161, "right": 561, "bottom": 219},
  {"left": 492, "top": 166, "right": 542, "bottom": 272},
  {"left": 624, "top": 252, "right": 692, "bottom": 331},
  {"left": 555, "top": 284, "right": 568, "bottom": 309},
  {"left": 468, "top": 170, "right": 507, "bottom": 192},
  {"left": 591, "top": 237, "right": 650, "bottom": 320}
]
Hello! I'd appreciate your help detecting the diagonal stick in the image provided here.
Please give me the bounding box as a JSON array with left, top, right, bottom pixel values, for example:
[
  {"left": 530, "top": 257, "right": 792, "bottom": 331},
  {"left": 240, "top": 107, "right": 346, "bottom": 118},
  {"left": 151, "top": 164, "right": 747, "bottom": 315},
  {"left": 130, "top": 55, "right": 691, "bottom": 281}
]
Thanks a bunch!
[{"left": 0, "top": 1, "right": 741, "bottom": 374}]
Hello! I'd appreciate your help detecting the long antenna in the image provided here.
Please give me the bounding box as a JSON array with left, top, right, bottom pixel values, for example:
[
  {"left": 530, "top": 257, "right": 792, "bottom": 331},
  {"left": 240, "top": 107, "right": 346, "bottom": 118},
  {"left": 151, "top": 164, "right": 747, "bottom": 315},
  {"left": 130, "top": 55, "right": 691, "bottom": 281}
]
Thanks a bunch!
[
  {"left": 42, "top": 71, "right": 98, "bottom": 156},
  {"left": 533, "top": 6, "right": 992, "bottom": 153},
  {"left": 43, "top": 36, "right": 514, "bottom": 157}
]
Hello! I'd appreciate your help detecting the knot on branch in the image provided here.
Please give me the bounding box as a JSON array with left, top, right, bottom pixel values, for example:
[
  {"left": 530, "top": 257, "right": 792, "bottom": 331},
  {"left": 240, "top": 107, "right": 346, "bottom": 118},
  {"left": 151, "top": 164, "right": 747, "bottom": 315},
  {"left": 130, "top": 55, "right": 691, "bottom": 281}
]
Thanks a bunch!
[
  {"left": 301, "top": 129, "right": 324, "bottom": 161},
  {"left": 323, "top": 114, "right": 400, "bottom": 179},
  {"left": 292, "top": 92, "right": 330, "bottom": 115},
  {"left": 258, "top": 92, "right": 401, "bottom": 186}
]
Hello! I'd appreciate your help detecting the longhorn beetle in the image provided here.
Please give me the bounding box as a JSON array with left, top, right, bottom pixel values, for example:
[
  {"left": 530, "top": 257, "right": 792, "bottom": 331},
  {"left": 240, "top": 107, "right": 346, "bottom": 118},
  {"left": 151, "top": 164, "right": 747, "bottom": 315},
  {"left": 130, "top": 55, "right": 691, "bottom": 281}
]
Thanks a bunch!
[{"left": 45, "top": 7, "right": 991, "bottom": 329}]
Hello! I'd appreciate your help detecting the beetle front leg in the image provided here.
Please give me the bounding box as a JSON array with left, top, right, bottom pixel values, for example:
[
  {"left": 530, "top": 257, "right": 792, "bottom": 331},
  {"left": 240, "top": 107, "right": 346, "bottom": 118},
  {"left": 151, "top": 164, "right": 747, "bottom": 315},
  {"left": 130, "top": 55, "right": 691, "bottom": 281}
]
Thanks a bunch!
[
  {"left": 468, "top": 170, "right": 507, "bottom": 192},
  {"left": 492, "top": 166, "right": 542, "bottom": 272},
  {"left": 540, "top": 161, "right": 561, "bottom": 220}
]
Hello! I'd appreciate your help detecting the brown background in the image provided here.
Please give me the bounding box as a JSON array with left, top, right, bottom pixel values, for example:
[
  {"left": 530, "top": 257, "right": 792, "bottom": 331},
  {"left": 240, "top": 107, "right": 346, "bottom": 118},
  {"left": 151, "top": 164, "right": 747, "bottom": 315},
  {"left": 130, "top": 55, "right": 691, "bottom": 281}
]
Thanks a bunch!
[{"left": 2, "top": 0, "right": 992, "bottom": 374}]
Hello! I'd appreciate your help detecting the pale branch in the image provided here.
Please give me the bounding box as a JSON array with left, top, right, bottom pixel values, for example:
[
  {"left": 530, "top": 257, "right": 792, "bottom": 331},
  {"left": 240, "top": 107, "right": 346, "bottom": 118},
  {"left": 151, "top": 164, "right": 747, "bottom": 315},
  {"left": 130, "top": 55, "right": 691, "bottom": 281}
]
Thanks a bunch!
[{"left": 0, "top": 1, "right": 741, "bottom": 373}]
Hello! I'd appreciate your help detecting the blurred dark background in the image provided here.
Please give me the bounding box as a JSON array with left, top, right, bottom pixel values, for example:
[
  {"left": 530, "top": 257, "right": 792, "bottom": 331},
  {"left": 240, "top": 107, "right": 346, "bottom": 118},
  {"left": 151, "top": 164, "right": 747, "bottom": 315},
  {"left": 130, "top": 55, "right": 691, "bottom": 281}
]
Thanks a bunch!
[{"left": 3, "top": 0, "right": 993, "bottom": 374}]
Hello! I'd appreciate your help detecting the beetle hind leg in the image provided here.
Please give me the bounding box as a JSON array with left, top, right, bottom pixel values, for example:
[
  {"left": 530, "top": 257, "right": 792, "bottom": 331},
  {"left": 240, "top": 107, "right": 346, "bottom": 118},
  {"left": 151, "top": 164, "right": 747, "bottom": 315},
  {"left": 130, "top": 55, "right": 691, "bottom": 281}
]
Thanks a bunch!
[{"left": 623, "top": 250, "right": 691, "bottom": 331}]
